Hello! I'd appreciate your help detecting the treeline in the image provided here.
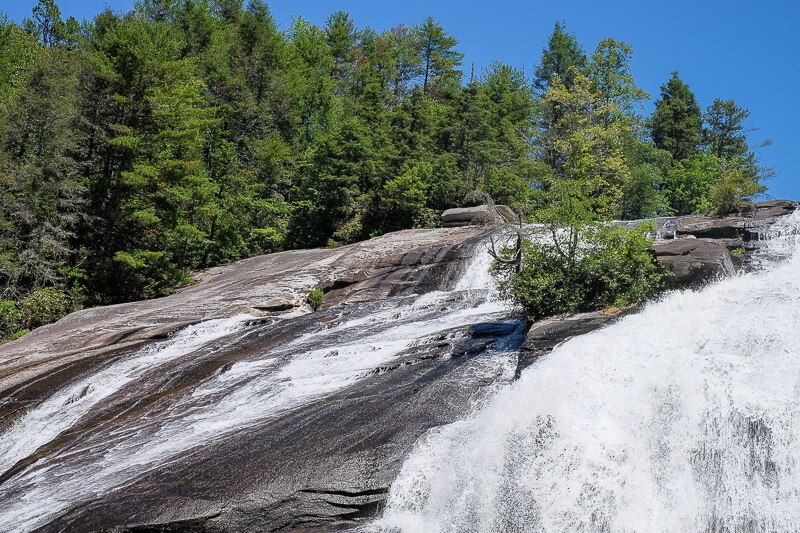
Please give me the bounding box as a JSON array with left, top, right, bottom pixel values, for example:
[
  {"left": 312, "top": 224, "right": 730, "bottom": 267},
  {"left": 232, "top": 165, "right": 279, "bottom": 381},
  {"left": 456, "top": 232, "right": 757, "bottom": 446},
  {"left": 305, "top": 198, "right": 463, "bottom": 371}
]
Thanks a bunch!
[{"left": 0, "top": 1, "right": 769, "bottom": 339}]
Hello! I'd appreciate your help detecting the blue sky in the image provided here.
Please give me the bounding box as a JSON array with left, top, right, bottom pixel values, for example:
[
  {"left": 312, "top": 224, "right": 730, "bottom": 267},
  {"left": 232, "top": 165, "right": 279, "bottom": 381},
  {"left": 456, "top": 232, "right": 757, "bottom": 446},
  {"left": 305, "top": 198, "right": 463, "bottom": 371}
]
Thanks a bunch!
[{"left": 5, "top": 0, "right": 798, "bottom": 199}]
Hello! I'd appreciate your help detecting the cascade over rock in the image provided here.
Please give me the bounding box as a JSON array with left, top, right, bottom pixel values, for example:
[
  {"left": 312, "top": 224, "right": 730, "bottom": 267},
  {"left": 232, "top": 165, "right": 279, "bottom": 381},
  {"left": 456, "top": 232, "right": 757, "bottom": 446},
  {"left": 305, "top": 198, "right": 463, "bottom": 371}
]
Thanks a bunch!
[{"left": 0, "top": 202, "right": 796, "bottom": 532}]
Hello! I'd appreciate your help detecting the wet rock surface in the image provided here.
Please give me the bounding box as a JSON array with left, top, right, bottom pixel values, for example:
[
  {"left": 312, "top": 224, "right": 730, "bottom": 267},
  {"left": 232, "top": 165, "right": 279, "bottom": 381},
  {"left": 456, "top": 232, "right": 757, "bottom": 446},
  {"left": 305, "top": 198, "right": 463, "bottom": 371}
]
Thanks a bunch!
[
  {"left": 1, "top": 201, "right": 795, "bottom": 532},
  {"left": 35, "top": 309, "right": 524, "bottom": 533},
  {"left": 0, "top": 227, "right": 484, "bottom": 396},
  {"left": 0, "top": 225, "right": 529, "bottom": 533}
]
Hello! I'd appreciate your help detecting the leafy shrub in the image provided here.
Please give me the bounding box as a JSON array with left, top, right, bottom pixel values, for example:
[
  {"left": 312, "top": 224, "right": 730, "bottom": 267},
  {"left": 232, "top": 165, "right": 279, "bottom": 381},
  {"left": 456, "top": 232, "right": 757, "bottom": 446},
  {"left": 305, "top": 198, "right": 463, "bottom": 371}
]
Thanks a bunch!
[
  {"left": 9, "top": 329, "right": 29, "bottom": 341},
  {"left": 18, "top": 287, "right": 73, "bottom": 330},
  {"left": 707, "top": 161, "right": 762, "bottom": 216},
  {"left": 493, "top": 223, "right": 667, "bottom": 320},
  {"left": 0, "top": 299, "right": 22, "bottom": 339},
  {"left": 306, "top": 288, "right": 325, "bottom": 311}
]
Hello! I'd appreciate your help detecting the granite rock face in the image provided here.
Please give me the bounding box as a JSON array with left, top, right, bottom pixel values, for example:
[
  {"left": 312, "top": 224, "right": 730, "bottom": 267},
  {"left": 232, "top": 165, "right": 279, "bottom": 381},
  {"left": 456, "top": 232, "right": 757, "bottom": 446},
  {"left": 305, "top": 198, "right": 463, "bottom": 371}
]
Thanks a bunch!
[
  {"left": 0, "top": 225, "right": 530, "bottom": 533},
  {"left": 0, "top": 201, "right": 795, "bottom": 533},
  {"left": 0, "top": 227, "right": 485, "bottom": 396},
  {"left": 652, "top": 239, "right": 736, "bottom": 287},
  {"left": 676, "top": 200, "right": 797, "bottom": 241}
]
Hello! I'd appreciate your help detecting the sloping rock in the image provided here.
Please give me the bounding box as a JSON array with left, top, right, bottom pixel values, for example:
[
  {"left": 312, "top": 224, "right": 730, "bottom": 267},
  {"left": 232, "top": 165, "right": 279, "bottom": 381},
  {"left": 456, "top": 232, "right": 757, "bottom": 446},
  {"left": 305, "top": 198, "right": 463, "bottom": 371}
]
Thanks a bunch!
[
  {"left": 441, "top": 204, "right": 519, "bottom": 227},
  {"left": 652, "top": 238, "right": 735, "bottom": 287},
  {"left": 737, "top": 199, "right": 796, "bottom": 219},
  {"left": 250, "top": 297, "right": 299, "bottom": 314},
  {"left": 0, "top": 226, "right": 485, "bottom": 396},
  {"left": 0, "top": 224, "right": 523, "bottom": 533},
  {"left": 676, "top": 200, "right": 797, "bottom": 241},
  {"left": 20, "top": 310, "right": 525, "bottom": 533}
]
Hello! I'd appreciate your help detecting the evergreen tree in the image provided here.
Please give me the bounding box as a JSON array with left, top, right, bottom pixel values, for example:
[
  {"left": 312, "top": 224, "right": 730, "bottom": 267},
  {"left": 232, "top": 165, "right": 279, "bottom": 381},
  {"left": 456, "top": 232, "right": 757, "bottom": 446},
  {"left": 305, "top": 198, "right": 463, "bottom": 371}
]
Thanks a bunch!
[
  {"left": 382, "top": 24, "right": 424, "bottom": 98},
  {"left": 0, "top": 50, "right": 84, "bottom": 300},
  {"left": 24, "top": 0, "right": 63, "bottom": 46},
  {"left": 588, "top": 38, "right": 649, "bottom": 121},
  {"left": 325, "top": 11, "right": 357, "bottom": 89},
  {"left": 703, "top": 98, "right": 751, "bottom": 160},
  {"left": 533, "top": 21, "right": 586, "bottom": 93},
  {"left": 537, "top": 70, "right": 631, "bottom": 218},
  {"left": 651, "top": 71, "right": 702, "bottom": 160},
  {"left": 417, "top": 16, "right": 463, "bottom": 96}
]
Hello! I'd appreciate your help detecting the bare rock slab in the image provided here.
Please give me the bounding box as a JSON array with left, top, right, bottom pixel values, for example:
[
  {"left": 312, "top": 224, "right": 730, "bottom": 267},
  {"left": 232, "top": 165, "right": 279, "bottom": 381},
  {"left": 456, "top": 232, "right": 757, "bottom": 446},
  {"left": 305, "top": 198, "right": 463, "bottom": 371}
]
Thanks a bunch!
[{"left": 652, "top": 239, "right": 735, "bottom": 287}]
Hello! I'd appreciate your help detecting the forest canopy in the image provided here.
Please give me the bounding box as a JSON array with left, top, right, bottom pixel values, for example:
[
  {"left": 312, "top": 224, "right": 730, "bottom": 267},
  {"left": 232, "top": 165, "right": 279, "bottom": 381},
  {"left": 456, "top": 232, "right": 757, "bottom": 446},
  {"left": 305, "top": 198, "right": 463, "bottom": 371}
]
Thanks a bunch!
[{"left": 0, "top": 1, "right": 770, "bottom": 339}]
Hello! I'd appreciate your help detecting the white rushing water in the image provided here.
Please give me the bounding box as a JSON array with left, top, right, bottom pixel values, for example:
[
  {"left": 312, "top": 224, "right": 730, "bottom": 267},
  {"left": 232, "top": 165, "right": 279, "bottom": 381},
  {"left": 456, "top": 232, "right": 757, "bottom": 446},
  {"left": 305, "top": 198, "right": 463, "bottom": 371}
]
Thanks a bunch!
[
  {"left": 0, "top": 315, "right": 250, "bottom": 476},
  {"left": 374, "top": 212, "right": 800, "bottom": 533},
  {"left": 0, "top": 243, "right": 519, "bottom": 532}
]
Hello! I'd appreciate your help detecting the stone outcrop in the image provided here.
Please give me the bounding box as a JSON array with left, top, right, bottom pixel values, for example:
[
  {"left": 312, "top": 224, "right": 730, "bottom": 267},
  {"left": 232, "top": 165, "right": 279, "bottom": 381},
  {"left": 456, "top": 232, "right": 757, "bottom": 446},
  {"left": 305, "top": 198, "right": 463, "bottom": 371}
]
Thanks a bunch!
[
  {"left": 440, "top": 204, "right": 519, "bottom": 227},
  {"left": 676, "top": 200, "right": 797, "bottom": 241},
  {"left": 652, "top": 238, "right": 735, "bottom": 287},
  {"left": 0, "top": 226, "right": 485, "bottom": 396},
  {"left": 0, "top": 224, "right": 520, "bottom": 533}
]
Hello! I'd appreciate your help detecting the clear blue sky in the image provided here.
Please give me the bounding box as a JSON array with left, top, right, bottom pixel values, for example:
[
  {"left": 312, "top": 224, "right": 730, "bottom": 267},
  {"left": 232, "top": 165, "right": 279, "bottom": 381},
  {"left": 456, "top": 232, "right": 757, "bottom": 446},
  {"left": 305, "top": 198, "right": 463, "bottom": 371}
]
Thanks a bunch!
[{"left": 5, "top": 0, "right": 798, "bottom": 199}]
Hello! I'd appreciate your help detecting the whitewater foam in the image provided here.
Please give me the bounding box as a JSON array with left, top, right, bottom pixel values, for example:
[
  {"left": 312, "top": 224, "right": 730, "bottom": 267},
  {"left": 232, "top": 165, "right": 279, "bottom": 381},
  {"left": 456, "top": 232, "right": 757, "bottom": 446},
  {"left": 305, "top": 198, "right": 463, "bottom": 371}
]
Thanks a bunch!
[
  {"left": 0, "top": 241, "right": 518, "bottom": 531},
  {"left": 374, "top": 212, "right": 800, "bottom": 533}
]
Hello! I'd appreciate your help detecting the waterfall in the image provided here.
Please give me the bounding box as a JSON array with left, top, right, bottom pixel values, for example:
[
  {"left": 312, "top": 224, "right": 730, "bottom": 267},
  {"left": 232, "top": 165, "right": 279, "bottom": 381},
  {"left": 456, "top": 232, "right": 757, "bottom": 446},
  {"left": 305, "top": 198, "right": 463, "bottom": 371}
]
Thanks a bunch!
[
  {"left": 0, "top": 242, "right": 521, "bottom": 532},
  {"left": 374, "top": 212, "right": 800, "bottom": 533}
]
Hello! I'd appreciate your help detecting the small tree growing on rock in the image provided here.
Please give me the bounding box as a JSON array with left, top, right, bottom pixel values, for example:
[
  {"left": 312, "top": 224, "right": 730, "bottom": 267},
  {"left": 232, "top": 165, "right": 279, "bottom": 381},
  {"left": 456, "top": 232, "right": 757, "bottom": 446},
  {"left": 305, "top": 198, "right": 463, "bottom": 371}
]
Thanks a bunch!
[{"left": 307, "top": 288, "right": 325, "bottom": 311}]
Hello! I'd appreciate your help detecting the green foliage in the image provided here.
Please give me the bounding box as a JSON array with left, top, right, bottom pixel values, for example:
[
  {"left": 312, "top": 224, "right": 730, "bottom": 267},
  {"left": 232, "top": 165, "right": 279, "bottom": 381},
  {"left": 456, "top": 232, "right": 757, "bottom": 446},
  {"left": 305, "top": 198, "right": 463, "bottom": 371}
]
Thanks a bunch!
[
  {"left": 306, "top": 288, "right": 325, "bottom": 311},
  {"left": 0, "top": 299, "right": 22, "bottom": 339},
  {"left": 704, "top": 98, "right": 751, "bottom": 160},
  {"left": 0, "top": 2, "right": 773, "bottom": 335},
  {"left": 534, "top": 21, "right": 586, "bottom": 92},
  {"left": 537, "top": 70, "right": 631, "bottom": 218},
  {"left": 588, "top": 38, "right": 649, "bottom": 119},
  {"left": 18, "top": 287, "right": 73, "bottom": 330},
  {"left": 651, "top": 72, "right": 703, "bottom": 161},
  {"left": 708, "top": 160, "right": 763, "bottom": 215},
  {"left": 494, "top": 223, "right": 666, "bottom": 320},
  {"left": 663, "top": 152, "right": 719, "bottom": 215},
  {"left": 111, "top": 250, "right": 189, "bottom": 301},
  {"left": 621, "top": 163, "right": 670, "bottom": 219},
  {"left": 417, "top": 16, "right": 463, "bottom": 96}
]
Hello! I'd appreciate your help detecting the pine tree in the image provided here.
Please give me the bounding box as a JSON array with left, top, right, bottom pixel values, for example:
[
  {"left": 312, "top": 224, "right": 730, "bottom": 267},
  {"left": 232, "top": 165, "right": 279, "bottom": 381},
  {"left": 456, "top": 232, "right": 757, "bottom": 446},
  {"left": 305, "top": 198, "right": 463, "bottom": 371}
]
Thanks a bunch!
[
  {"left": 651, "top": 71, "right": 702, "bottom": 160},
  {"left": 0, "top": 50, "right": 84, "bottom": 299},
  {"left": 538, "top": 70, "right": 631, "bottom": 218},
  {"left": 703, "top": 98, "right": 751, "bottom": 160},
  {"left": 533, "top": 21, "right": 586, "bottom": 93},
  {"left": 417, "top": 16, "right": 463, "bottom": 97},
  {"left": 588, "top": 38, "right": 649, "bottom": 121}
]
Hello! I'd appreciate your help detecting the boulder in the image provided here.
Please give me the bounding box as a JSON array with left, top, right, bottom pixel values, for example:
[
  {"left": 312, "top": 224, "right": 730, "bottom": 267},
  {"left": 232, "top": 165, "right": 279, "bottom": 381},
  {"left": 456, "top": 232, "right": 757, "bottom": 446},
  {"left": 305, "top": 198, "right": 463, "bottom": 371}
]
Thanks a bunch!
[
  {"left": 495, "top": 205, "right": 521, "bottom": 225},
  {"left": 652, "top": 239, "right": 735, "bottom": 287},
  {"left": 739, "top": 200, "right": 796, "bottom": 220},
  {"left": 441, "top": 204, "right": 519, "bottom": 227},
  {"left": 676, "top": 216, "right": 746, "bottom": 239}
]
